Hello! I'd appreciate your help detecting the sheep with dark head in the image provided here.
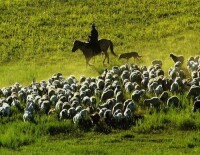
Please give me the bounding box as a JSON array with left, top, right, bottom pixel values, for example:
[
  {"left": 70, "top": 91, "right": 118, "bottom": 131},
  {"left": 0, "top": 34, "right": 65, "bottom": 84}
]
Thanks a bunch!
[
  {"left": 167, "top": 96, "right": 180, "bottom": 108},
  {"left": 143, "top": 97, "right": 162, "bottom": 109},
  {"left": 193, "top": 100, "right": 200, "bottom": 112},
  {"left": 170, "top": 53, "right": 184, "bottom": 64}
]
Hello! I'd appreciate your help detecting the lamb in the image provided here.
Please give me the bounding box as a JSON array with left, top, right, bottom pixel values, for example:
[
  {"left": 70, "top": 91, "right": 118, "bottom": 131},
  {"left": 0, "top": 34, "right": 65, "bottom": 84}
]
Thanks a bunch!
[{"left": 170, "top": 53, "right": 184, "bottom": 64}]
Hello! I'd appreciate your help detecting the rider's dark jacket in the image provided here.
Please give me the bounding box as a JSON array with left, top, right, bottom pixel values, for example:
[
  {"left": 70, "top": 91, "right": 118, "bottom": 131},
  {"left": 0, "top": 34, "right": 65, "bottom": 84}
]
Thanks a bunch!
[{"left": 89, "top": 27, "right": 98, "bottom": 43}]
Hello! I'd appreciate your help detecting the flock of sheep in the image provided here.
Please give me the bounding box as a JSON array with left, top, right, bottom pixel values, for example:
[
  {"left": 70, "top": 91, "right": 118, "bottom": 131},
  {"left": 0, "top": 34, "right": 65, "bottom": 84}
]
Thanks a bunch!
[{"left": 0, "top": 53, "right": 200, "bottom": 129}]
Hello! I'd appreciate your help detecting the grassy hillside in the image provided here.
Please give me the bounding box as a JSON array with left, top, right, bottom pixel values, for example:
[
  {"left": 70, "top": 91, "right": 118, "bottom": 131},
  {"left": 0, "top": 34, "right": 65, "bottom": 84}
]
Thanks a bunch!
[
  {"left": 1, "top": 1, "right": 200, "bottom": 154},
  {"left": 0, "top": 0, "right": 200, "bottom": 87}
]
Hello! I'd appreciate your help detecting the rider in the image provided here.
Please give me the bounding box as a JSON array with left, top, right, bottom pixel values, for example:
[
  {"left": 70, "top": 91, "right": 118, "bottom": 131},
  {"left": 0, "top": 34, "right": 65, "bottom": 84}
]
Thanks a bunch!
[{"left": 88, "top": 23, "right": 101, "bottom": 54}]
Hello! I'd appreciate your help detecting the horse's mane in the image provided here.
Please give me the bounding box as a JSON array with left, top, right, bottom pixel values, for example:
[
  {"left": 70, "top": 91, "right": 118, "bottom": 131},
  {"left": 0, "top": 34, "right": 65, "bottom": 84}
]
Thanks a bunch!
[{"left": 75, "top": 40, "right": 88, "bottom": 46}]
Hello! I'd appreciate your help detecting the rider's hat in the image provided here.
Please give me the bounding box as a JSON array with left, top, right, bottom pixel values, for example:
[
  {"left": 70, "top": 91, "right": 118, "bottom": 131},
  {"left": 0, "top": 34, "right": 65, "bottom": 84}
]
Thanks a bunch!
[{"left": 91, "top": 23, "right": 95, "bottom": 28}]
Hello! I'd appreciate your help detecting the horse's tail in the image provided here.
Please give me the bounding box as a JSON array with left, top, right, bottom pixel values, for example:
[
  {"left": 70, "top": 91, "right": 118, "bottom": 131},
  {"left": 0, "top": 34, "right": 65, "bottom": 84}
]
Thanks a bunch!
[{"left": 109, "top": 40, "right": 117, "bottom": 57}]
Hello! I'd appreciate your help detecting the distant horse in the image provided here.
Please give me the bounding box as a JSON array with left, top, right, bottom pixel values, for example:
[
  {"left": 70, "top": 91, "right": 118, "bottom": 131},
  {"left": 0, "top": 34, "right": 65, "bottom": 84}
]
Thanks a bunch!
[{"left": 71, "top": 39, "right": 117, "bottom": 66}]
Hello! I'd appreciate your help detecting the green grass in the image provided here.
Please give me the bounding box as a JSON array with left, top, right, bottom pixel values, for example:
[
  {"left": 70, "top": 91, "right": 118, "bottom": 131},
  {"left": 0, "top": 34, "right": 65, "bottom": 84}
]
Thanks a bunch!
[
  {"left": 1, "top": 129, "right": 200, "bottom": 155},
  {"left": 1, "top": 0, "right": 200, "bottom": 154}
]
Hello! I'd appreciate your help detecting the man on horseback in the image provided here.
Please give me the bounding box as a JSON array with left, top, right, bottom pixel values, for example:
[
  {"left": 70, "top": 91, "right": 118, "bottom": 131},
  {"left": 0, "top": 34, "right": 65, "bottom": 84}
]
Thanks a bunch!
[{"left": 88, "top": 23, "right": 101, "bottom": 54}]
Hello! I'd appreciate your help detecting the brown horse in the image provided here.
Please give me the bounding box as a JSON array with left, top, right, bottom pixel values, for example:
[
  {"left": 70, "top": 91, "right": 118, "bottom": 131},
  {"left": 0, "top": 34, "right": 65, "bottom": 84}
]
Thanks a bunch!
[{"left": 72, "top": 39, "right": 117, "bottom": 66}]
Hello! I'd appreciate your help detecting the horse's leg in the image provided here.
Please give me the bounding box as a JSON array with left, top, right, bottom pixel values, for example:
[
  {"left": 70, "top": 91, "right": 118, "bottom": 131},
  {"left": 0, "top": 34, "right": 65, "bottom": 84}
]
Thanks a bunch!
[
  {"left": 107, "top": 53, "right": 110, "bottom": 64},
  {"left": 103, "top": 51, "right": 109, "bottom": 65},
  {"left": 86, "top": 59, "right": 89, "bottom": 66},
  {"left": 86, "top": 57, "right": 91, "bottom": 66},
  {"left": 88, "top": 57, "right": 93, "bottom": 66},
  {"left": 105, "top": 51, "right": 109, "bottom": 64}
]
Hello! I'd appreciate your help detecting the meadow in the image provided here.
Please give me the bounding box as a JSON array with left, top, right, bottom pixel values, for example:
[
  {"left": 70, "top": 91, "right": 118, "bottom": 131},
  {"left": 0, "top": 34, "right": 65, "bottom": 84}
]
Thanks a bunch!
[{"left": 0, "top": 0, "right": 200, "bottom": 154}]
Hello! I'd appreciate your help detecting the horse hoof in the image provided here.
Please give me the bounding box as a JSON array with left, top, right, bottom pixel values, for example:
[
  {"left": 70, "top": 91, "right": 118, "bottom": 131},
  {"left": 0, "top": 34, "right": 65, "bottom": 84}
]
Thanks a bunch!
[{"left": 89, "top": 63, "right": 93, "bottom": 66}]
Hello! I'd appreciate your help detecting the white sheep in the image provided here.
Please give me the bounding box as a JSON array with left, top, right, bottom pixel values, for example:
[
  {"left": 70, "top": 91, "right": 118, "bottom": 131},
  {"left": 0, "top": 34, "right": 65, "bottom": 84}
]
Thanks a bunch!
[
  {"left": 0, "top": 103, "right": 11, "bottom": 116},
  {"left": 154, "top": 84, "right": 163, "bottom": 96},
  {"left": 23, "top": 110, "right": 33, "bottom": 122},
  {"left": 73, "top": 109, "right": 90, "bottom": 124},
  {"left": 187, "top": 60, "right": 198, "bottom": 72},
  {"left": 40, "top": 100, "right": 51, "bottom": 114},
  {"left": 124, "top": 82, "right": 134, "bottom": 93},
  {"left": 101, "top": 89, "right": 114, "bottom": 102},
  {"left": 124, "top": 108, "right": 132, "bottom": 119},
  {"left": 167, "top": 96, "right": 180, "bottom": 108},
  {"left": 113, "top": 110, "right": 123, "bottom": 123},
  {"left": 59, "top": 109, "right": 68, "bottom": 120},
  {"left": 67, "top": 107, "right": 76, "bottom": 119},
  {"left": 143, "top": 97, "right": 162, "bottom": 109},
  {"left": 121, "top": 70, "right": 130, "bottom": 81},
  {"left": 170, "top": 81, "right": 179, "bottom": 93},
  {"left": 152, "top": 60, "right": 162, "bottom": 66},
  {"left": 187, "top": 85, "right": 200, "bottom": 99}
]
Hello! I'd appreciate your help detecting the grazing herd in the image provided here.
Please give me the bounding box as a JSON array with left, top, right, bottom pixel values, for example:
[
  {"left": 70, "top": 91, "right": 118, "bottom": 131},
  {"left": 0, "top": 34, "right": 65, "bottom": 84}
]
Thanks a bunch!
[{"left": 0, "top": 53, "right": 200, "bottom": 129}]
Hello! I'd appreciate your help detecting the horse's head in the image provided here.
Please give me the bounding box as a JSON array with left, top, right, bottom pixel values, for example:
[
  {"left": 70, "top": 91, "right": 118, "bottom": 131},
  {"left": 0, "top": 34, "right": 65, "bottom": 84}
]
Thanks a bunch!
[
  {"left": 72, "top": 40, "right": 83, "bottom": 52},
  {"left": 72, "top": 40, "right": 78, "bottom": 52}
]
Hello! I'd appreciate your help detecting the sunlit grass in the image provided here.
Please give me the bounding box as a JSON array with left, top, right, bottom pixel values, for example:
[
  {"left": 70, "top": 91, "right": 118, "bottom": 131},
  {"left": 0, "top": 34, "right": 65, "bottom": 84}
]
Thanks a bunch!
[
  {"left": 0, "top": 0, "right": 200, "bottom": 87},
  {"left": 0, "top": 0, "right": 200, "bottom": 154}
]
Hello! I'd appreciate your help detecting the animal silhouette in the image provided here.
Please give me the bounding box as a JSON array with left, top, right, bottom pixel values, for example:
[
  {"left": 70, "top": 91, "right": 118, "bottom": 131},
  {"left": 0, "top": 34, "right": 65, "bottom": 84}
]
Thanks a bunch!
[{"left": 119, "top": 52, "right": 142, "bottom": 62}]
